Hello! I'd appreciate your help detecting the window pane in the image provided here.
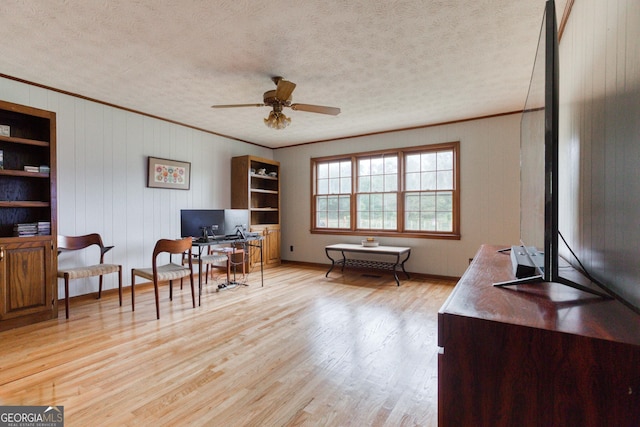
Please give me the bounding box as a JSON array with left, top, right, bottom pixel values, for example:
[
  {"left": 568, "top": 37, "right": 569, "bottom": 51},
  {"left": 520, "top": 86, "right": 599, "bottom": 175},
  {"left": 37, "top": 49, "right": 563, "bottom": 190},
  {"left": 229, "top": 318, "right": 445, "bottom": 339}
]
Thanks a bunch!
[
  {"left": 338, "top": 196, "right": 350, "bottom": 211},
  {"left": 438, "top": 151, "right": 453, "bottom": 170},
  {"left": 421, "top": 212, "right": 436, "bottom": 230},
  {"left": 371, "top": 157, "right": 383, "bottom": 174},
  {"left": 317, "top": 211, "right": 327, "bottom": 228},
  {"left": 405, "top": 211, "right": 419, "bottom": 230},
  {"left": 384, "top": 156, "right": 397, "bottom": 174},
  {"left": 358, "top": 176, "right": 371, "bottom": 192},
  {"left": 340, "top": 161, "right": 352, "bottom": 177},
  {"left": 421, "top": 193, "right": 436, "bottom": 211},
  {"left": 406, "top": 172, "right": 420, "bottom": 191},
  {"left": 437, "top": 170, "right": 453, "bottom": 190},
  {"left": 406, "top": 193, "right": 420, "bottom": 210},
  {"left": 358, "top": 194, "right": 370, "bottom": 211},
  {"left": 384, "top": 211, "right": 397, "bottom": 229},
  {"left": 437, "top": 192, "right": 452, "bottom": 211},
  {"left": 329, "top": 162, "right": 340, "bottom": 177},
  {"left": 421, "top": 152, "right": 437, "bottom": 171},
  {"left": 358, "top": 210, "right": 370, "bottom": 228},
  {"left": 371, "top": 175, "right": 384, "bottom": 192},
  {"left": 340, "top": 177, "right": 351, "bottom": 193},
  {"left": 384, "top": 193, "right": 397, "bottom": 210},
  {"left": 371, "top": 193, "right": 383, "bottom": 211},
  {"left": 421, "top": 171, "right": 437, "bottom": 190},
  {"left": 406, "top": 153, "right": 420, "bottom": 172},
  {"left": 327, "top": 211, "right": 339, "bottom": 228},
  {"left": 339, "top": 211, "right": 351, "bottom": 228},
  {"left": 327, "top": 196, "right": 339, "bottom": 211},
  {"left": 318, "top": 163, "right": 329, "bottom": 179},
  {"left": 317, "top": 196, "right": 327, "bottom": 211},
  {"left": 359, "top": 158, "right": 370, "bottom": 175},
  {"left": 385, "top": 174, "right": 397, "bottom": 192},
  {"left": 370, "top": 211, "right": 383, "bottom": 229},
  {"left": 437, "top": 211, "right": 452, "bottom": 231},
  {"left": 329, "top": 177, "right": 340, "bottom": 194},
  {"left": 318, "top": 179, "right": 328, "bottom": 195}
]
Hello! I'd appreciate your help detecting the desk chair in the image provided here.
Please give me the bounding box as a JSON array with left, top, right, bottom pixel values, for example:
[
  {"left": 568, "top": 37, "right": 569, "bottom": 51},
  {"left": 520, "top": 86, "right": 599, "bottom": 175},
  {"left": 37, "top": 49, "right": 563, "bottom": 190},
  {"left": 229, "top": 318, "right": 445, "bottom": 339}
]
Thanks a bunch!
[
  {"left": 57, "top": 233, "right": 123, "bottom": 319},
  {"left": 131, "top": 237, "right": 195, "bottom": 319}
]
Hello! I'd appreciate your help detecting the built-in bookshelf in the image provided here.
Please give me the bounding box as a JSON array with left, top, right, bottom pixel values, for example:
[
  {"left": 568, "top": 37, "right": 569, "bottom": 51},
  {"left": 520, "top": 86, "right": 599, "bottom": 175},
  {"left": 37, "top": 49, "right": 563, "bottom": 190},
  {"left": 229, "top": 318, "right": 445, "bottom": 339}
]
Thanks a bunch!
[
  {"left": 0, "top": 100, "right": 57, "bottom": 331},
  {"left": 231, "top": 155, "right": 281, "bottom": 267}
]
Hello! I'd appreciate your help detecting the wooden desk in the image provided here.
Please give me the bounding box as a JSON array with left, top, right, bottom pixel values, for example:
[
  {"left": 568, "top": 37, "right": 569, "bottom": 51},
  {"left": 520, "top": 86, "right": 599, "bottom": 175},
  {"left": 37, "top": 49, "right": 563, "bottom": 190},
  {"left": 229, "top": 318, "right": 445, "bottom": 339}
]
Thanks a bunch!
[
  {"left": 325, "top": 243, "right": 411, "bottom": 285},
  {"left": 438, "top": 244, "right": 640, "bottom": 426}
]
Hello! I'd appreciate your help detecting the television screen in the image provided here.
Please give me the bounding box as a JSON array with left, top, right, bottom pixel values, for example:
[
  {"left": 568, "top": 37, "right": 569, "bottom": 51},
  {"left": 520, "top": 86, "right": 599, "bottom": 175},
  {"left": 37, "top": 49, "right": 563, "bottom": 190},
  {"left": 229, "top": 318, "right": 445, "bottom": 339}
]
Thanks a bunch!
[{"left": 497, "top": 0, "right": 610, "bottom": 299}]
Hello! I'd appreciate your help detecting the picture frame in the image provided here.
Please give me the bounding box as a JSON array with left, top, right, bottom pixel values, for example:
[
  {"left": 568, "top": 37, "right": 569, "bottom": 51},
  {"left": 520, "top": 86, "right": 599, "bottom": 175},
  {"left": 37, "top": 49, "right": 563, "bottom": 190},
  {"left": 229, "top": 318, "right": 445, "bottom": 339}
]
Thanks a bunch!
[{"left": 147, "top": 156, "right": 191, "bottom": 190}]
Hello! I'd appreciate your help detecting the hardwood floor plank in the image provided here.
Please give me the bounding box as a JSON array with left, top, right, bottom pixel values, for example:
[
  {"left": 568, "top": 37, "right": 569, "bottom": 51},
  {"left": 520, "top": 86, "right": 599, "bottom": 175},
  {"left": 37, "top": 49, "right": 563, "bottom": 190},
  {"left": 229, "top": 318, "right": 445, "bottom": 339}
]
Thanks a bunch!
[{"left": 0, "top": 264, "right": 454, "bottom": 426}]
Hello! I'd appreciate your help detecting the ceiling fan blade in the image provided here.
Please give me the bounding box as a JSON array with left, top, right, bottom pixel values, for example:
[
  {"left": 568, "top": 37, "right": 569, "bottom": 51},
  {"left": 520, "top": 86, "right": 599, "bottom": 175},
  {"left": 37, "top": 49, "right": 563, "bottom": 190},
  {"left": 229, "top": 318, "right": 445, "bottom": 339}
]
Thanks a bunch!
[
  {"left": 275, "top": 79, "right": 296, "bottom": 102},
  {"left": 290, "top": 103, "right": 341, "bottom": 116},
  {"left": 211, "top": 103, "right": 265, "bottom": 108}
]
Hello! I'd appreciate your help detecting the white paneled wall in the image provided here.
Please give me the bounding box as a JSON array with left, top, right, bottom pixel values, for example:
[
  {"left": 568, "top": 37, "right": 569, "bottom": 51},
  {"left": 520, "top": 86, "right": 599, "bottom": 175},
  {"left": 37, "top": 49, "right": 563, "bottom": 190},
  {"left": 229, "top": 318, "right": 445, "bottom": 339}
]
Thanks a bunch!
[{"left": 1, "top": 76, "right": 271, "bottom": 298}]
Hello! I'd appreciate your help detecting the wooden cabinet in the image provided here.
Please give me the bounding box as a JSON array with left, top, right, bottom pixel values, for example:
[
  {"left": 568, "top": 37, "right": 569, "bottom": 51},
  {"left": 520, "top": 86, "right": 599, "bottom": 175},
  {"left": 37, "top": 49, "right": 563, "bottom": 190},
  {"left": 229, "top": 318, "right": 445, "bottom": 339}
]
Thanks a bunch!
[
  {"left": 0, "top": 100, "right": 57, "bottom": 331},
  {"left": 438, "top": 245, "right": 640, "bottom": 426},
  {"left": 249, "top": 224, "right": 281, "bottom": 267},
  {"left": 232, "top": 156, "right": 280, "bottom": 267}
]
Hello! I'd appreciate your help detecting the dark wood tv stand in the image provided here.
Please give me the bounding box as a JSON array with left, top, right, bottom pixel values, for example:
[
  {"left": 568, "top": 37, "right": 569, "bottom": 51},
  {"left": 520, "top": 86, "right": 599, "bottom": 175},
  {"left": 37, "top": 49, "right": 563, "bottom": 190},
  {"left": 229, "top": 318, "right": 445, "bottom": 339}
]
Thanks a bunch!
[{"left": 438, "top": 244, "right": 640, "bottom": 426}]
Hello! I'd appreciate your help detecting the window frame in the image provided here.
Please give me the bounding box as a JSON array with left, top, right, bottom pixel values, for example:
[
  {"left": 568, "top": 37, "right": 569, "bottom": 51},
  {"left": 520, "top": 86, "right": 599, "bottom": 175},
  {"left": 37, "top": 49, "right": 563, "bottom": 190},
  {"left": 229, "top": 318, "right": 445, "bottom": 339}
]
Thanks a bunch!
[{"left": 310, "top": 142, "right": 460, "bottom": 240}]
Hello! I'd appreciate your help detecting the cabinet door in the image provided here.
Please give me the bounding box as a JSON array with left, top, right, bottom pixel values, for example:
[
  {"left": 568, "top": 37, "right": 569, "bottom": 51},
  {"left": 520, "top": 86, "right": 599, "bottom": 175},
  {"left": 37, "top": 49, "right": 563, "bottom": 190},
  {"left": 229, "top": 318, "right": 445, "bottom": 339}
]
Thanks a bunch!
[
  {"left": 264, "top": 225, "right": 281, "bottom": 266},
  {"left": 0, "top": 240, "right": 56, "bottom": 323}
]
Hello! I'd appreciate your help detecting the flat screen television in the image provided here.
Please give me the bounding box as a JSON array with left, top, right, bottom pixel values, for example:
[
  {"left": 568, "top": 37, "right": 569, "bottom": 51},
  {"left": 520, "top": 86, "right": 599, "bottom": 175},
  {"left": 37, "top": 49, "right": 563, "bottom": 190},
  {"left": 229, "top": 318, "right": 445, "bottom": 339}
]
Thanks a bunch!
[{"left": 494, "top": 0, "right": 609, "bottom": 298}]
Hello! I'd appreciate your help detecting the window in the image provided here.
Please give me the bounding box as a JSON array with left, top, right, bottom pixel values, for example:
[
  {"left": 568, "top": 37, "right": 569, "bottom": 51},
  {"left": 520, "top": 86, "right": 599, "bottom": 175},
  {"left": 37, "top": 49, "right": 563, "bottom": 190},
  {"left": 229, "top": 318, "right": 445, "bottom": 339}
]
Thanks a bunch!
[{"left": 311, "top": 142, "right": 460, "bottom": 239}]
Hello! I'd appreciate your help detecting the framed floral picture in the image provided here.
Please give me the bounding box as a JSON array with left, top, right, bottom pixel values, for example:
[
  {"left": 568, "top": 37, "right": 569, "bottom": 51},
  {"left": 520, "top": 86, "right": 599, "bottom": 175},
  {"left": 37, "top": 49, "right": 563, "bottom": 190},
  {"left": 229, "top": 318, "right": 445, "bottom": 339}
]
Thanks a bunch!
[{"left": 147, "top": 156, "right": 191, "bottom": 190}]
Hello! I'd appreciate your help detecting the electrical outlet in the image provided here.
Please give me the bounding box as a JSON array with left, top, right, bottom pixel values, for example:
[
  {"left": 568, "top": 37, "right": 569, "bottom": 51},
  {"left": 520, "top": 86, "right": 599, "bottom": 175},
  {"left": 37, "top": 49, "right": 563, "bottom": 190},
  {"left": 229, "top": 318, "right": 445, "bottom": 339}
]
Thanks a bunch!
[{"left": 290, "top": 245, "right": 294, "bottom": 252}]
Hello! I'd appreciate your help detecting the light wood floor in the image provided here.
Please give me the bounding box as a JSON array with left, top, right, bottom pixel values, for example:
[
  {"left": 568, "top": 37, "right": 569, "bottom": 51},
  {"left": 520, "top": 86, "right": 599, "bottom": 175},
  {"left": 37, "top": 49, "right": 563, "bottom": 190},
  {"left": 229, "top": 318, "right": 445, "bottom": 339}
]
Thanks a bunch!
[{"left": 0, "top": 263, "right": 455, "bottom": 426}]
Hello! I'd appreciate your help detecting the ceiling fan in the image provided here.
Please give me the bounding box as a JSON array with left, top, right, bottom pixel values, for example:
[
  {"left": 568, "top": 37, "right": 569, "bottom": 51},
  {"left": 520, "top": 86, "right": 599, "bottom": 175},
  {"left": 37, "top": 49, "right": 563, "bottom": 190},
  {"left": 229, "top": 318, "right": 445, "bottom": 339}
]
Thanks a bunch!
[{"left": 211, "top": 76, "right": 341, "bottom": 129}]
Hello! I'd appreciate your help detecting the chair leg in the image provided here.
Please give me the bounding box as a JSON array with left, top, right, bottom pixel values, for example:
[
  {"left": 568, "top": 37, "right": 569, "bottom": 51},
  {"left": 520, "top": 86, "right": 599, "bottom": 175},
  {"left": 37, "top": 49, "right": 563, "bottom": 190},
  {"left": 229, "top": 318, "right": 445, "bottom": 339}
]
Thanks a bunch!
[
  {"left": 154, "top": 279, "right": 160, "bottom": 319},
  {"left": 64, "top": 276, "right": 70, "bottom": 319},
  {"left": 169, "top": 280, "right": 173, "bottom": 301},
  {"left": 131, "top": 270, "right": 136, "bottom": 312},
  {"left": 118, "top": 267, "right": 123, "bottom": 307},
  {"left": 190, "top": 273, "right": 196, "bottom": 308},
  {"left": 98, "top": 275, "right": 103, "bottom": 299}
]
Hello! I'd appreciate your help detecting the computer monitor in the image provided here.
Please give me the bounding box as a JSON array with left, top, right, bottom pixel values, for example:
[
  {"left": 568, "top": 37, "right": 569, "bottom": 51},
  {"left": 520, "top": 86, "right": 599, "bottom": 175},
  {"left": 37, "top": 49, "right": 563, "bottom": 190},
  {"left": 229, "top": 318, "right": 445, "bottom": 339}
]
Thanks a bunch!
[
  {"left": 180, "top": 209, "right": 224, "bottom": 239},
  {"left": 223, "top": 209, "right": 249, "bottom": 236}
]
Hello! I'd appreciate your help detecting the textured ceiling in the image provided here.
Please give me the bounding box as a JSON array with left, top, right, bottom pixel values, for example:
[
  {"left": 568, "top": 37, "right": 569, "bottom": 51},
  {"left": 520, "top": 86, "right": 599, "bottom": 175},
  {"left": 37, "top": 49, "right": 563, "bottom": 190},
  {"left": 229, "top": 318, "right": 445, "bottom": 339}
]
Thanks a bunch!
[{"left": 0, "top": 0, "right": 567, "bottom": 148}]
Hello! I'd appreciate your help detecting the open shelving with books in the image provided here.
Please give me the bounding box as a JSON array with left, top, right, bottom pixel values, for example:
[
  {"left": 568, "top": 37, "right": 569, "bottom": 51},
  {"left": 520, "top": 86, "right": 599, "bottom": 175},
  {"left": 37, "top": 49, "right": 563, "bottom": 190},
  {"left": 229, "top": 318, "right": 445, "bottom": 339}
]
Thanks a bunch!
[{"left": 0, "top": 99, "right": 57, "bottom": 331}]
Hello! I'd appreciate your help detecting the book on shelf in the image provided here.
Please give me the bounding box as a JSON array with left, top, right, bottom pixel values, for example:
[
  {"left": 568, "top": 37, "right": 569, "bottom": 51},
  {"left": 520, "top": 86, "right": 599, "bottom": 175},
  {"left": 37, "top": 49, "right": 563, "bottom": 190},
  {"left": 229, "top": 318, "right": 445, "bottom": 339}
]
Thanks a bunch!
[
  {"left": 23, "top": 165, "right": 40, "bottom": 173},
  {"left": 0, "top": 149, "right": 3, "bottom": 170},
  {"left": 39, "top": 165, "right": 50, "bottom": 174},
  {"left": 12, "top": 221, "right": 50, "bottom": 237}
]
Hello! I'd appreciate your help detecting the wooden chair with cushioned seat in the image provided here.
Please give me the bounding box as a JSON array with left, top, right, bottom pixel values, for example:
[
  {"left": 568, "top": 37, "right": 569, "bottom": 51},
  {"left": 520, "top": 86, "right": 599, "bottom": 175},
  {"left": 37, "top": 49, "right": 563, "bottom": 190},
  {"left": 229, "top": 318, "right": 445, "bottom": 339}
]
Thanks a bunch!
[
  {"left": 131, "top": 237, "right": 195, "bottom": 319},
  {"left": 57, "top": 233, "right": 123, "bottom": 319}
]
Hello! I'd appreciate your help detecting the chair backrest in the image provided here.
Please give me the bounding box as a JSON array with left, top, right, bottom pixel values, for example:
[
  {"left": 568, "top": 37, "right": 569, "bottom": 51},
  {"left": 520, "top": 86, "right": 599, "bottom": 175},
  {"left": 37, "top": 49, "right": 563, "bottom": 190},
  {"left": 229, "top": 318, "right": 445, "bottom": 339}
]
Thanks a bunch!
[
  {"left": 152, "top": 237, "right": 193, "bottom": 270},
  {"left": 58, "top": 233, "right": 109, "bottom": 263}
]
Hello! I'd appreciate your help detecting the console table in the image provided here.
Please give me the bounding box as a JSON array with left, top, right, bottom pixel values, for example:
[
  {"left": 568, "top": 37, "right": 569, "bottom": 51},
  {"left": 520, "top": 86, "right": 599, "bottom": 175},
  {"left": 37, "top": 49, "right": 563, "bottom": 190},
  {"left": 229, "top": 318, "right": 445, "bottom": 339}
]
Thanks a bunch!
[
  {"left": 438, "top": 244, "right": 640, "bottom": 426},
  {"left": 324, "top": 243, "right": 411, "bottom": 285}
]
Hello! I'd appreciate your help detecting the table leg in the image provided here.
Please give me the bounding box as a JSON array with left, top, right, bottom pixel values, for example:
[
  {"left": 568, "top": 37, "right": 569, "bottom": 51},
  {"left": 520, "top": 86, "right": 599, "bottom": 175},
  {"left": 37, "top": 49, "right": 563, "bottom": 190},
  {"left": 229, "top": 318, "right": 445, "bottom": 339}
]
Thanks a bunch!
[{"left": 325, "top": 248, "right": 337, "bottom": 277}]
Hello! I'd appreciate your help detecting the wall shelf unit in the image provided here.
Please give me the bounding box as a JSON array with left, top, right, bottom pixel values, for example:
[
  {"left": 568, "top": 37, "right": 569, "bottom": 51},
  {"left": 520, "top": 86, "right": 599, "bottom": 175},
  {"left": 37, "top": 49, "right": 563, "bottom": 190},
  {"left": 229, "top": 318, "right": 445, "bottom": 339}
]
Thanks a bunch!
[
  {"left": 0, "top": 100, "right": 58, "bottom": 331},
  {"left": 231, "top": 155, "right": 281, "bottom": 267}
]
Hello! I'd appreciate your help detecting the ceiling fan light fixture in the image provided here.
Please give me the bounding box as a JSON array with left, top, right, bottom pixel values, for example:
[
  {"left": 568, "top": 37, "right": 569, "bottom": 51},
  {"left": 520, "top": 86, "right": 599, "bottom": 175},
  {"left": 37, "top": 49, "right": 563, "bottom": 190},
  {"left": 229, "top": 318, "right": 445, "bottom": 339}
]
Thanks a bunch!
[{"left": 264, "top": 110, "right": 291, "bottom": 130}]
